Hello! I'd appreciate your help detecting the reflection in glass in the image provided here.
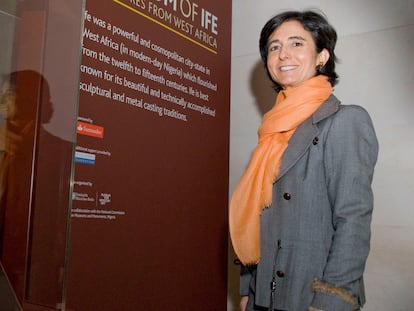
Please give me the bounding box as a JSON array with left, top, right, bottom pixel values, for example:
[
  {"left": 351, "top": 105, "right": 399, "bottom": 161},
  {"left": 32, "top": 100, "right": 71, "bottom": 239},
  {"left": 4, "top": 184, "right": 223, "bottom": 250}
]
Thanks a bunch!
[{"left": 0, "top": 70, "right": 39, "bottom": 303}]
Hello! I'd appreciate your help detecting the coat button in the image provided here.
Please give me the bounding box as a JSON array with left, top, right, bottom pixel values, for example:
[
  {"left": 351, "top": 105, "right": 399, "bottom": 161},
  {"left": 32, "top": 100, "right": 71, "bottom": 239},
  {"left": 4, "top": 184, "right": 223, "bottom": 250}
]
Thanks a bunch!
[
  {"left": 312, "top": 137, "right": 319, "bottom": 145},
  {"left": 276, "top": 270, "right": 285, "bottom": 278},
  {"left": 283, "top": 193, "right": 291, "bottom": 200}
]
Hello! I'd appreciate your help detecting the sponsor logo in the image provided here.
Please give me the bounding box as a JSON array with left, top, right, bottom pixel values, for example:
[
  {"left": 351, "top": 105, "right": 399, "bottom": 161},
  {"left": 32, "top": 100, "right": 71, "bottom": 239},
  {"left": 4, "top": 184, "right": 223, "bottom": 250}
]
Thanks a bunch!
[
  {"left": 77, "top": 121, "right": 104, "bottom": 138},
  {"left": 75, "top": 151, "right": 96, "bottom": 165}
]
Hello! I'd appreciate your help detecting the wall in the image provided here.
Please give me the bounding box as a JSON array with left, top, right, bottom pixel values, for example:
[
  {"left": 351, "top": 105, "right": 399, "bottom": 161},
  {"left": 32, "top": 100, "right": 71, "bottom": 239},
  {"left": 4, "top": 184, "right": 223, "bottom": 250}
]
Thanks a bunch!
[
  {"left": 229, "top": 0, "right": 414, "bottom": 310},
  {"left": 0, "top": 2, "right": 17, "bottom": 85},
  {"left": 66, "top": 1, "right": 231, "bottom": 309}
]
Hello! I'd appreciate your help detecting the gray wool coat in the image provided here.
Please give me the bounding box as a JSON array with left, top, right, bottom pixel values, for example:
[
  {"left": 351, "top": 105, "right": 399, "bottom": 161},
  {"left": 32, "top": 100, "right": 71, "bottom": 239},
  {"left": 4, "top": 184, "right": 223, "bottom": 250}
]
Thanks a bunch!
[{"left": 240, "top": 94, "right": 379, "bottom": 311}]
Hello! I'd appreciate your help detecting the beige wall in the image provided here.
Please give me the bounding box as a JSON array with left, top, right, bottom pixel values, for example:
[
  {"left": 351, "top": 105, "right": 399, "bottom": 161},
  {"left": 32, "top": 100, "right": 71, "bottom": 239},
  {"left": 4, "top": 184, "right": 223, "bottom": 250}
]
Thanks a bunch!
[
  {"left": 0, "top": 3, "right": 17, "bottom": 80},
  {"left": 229, "top": 0, "right": 414, "bottom": 310}
]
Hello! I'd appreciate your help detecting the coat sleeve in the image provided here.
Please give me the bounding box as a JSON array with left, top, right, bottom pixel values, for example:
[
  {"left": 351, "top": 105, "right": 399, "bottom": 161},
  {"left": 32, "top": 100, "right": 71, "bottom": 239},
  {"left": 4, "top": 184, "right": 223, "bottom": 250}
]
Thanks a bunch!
[
  {"left": 310, "top": 105, "right": 379, "bottom": 310},
  {"left": 239, "top": 264, "right": 252, "bottom": 296}
]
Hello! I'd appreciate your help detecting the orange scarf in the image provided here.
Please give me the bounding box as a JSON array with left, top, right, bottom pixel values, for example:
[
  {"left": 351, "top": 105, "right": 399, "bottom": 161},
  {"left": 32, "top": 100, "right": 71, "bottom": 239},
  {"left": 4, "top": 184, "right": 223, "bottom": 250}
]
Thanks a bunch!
[{"left": 229, "top": 75, "right": 333, "bottom": 265}]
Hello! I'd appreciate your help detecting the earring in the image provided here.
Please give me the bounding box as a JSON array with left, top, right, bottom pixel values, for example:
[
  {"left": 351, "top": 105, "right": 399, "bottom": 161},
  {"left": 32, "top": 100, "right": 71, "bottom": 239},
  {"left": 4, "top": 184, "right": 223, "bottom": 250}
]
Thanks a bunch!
[{"left": 317, "top": 61, "right": 324, "bottom": 73}]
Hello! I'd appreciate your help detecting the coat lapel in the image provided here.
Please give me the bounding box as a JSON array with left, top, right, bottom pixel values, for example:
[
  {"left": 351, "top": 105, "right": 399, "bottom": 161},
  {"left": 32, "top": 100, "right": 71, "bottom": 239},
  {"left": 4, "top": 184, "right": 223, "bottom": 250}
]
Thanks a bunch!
[{"left": 276, "top": 94, "right": 340, "bottom": 182}]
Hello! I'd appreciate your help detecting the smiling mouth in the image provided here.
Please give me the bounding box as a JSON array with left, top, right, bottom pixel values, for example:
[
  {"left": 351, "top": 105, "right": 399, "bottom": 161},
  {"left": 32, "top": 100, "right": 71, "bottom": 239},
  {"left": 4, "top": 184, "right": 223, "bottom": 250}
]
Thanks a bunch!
[{"left": 279, "top": 65, "right": 297, "bottom": 72}]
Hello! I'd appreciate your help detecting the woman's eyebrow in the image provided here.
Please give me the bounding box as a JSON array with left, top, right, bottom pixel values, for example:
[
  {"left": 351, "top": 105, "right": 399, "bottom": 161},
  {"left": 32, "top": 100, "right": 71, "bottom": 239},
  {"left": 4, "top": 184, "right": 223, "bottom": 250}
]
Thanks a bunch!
[
  {"left": 268, "top": 35, "right": 306, "bottom": 45},
  {"left": 288, "top": 35, "right": 306, "bottom": 41}
]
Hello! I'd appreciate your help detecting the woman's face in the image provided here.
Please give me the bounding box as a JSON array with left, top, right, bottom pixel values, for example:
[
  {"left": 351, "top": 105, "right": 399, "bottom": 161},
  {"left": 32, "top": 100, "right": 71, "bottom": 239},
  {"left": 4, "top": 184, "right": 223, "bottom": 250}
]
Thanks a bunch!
[{"left": 266, "top": 20, "right": 328, "bottom": 89}]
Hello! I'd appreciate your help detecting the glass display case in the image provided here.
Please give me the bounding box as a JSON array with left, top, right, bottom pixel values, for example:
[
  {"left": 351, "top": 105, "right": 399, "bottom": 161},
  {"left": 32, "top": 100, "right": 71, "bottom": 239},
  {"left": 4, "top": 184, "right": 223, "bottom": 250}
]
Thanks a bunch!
[{"left": 0, "top": 1, "right": 83, "bottom": 309}]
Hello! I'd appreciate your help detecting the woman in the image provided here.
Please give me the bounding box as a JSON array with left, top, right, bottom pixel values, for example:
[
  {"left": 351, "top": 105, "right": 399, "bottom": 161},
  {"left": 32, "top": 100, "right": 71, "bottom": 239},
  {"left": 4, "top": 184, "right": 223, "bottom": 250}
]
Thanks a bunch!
[{"left": 229, "top": 10, "right": 378, "bottom": 311}]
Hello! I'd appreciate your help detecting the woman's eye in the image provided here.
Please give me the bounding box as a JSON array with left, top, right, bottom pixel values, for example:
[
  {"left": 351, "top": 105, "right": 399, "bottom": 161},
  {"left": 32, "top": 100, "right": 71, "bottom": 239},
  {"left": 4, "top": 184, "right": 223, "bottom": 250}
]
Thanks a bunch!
[
  {"left": 292, "top": 41, "right": 303, "bottom": 47},
  {"left": 268, "top": 44, "right": 280, "bottom": 52}
]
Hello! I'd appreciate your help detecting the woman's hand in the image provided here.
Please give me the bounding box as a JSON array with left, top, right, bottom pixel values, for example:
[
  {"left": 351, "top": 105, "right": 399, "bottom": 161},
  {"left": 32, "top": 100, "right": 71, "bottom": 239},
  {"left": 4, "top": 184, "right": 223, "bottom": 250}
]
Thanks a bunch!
[{"left": 240, "top": 296, "right": 248, "bottom": 311}]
